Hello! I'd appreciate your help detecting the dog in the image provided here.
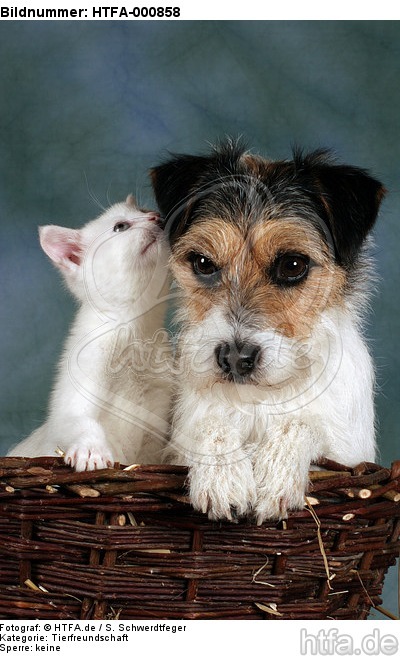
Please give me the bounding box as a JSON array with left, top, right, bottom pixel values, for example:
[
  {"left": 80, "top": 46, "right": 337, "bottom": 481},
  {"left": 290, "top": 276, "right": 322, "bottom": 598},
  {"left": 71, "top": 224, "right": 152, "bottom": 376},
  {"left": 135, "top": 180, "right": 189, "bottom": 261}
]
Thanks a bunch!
[
  {"left": 8, "top": 196, "right": 172, "bottom": 471},
  {"left": 151, "top": 140, "right": 385, "bottom": 523}
]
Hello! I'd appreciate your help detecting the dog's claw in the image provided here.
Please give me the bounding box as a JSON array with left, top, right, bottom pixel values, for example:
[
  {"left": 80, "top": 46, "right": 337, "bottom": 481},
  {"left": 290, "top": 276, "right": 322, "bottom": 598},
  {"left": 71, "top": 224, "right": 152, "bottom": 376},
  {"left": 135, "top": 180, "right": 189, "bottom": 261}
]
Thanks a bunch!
[
  {"left": 189, "top": 459, "right": 256, "bottom": 523},
  {"left": 229, "top": 506, "right": 240, "bottom": 523}
]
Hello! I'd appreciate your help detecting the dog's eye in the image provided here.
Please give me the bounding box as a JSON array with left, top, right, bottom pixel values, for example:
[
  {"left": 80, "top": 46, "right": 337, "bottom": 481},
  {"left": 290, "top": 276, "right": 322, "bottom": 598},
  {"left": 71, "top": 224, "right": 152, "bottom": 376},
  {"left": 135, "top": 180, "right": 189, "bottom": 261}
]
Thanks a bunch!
[
  {"left": 113, "top": 222, "right": 131, "bottom": 233},
  {"left": 190, "top": 253, "right": 220, "bottom": 277},
  {"left": 271, "top": 253, "right": 310, "bottom": 286}
]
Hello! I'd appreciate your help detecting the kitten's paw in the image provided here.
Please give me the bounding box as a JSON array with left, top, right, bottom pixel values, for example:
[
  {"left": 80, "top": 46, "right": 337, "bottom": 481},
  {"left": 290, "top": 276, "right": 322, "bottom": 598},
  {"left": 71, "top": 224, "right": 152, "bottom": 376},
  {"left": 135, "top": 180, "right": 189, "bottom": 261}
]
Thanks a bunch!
[
  {"left": 64, "top": 443, "right": 114, "bottom": 472},
  {"left": 57, "top": 417, "right": 114, "bottom": 471},
  {"left": 189, "top": 456, "right": 256, "bottom": 522}
]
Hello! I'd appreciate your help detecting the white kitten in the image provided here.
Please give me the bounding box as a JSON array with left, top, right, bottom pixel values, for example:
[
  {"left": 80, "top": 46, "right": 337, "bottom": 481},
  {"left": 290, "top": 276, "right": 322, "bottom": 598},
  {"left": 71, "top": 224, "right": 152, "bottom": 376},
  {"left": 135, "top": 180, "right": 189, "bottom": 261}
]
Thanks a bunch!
[{"left": 9, "top": 196, "right": 172, "bottom": 471}]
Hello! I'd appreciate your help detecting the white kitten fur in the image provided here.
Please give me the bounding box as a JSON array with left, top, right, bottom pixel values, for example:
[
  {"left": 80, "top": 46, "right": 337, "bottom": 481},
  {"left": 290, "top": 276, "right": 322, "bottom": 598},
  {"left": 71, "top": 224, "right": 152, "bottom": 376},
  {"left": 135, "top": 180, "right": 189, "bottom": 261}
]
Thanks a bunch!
[{"left": 9, "top": 197, "right": 172, "bottom": 470}]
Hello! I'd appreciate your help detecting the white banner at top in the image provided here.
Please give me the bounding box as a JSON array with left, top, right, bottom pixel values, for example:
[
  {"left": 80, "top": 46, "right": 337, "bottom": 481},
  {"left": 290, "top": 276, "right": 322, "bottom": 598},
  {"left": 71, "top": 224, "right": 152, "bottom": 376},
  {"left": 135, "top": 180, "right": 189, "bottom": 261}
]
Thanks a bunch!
[{"left": 0, "top": 0, "right": 398, "bottom": 21}]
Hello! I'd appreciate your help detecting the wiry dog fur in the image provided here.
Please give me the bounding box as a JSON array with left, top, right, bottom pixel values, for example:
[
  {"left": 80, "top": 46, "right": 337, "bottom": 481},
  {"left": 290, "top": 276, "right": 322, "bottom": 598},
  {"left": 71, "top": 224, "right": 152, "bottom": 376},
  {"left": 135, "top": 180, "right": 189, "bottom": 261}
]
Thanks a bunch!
[{"left": 151, "top": 140, "right": 385, "bottom": 523}]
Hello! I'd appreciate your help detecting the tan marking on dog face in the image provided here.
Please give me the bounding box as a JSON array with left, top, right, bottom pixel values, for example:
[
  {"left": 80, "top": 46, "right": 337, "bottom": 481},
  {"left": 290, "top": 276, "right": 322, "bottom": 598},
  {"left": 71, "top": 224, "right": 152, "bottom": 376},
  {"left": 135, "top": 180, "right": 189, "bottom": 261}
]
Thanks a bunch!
[
  {"left": 240, "top": 153, "right": 270, "bottom": 176},
  {"left": 170, "top": 219, "right": 242, "bottom": 323},
  {"left": 245, "top": 219, "right": 346, "bottom": 337},
  {"left": 171, "top": 216, "right": 346, "bottom": 337},
  {"left": 239, "top": 152, "right": 295, "bottom": 187}
]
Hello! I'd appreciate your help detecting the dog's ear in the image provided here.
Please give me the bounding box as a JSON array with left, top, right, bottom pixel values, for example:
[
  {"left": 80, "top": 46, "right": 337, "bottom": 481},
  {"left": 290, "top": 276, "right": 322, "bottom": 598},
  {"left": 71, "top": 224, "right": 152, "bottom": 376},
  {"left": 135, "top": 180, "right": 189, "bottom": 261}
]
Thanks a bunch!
[
  {"left": 150, "top": 154, "right": 210, "bottom": 227},
  {"left": 316, "top": 164, "right": 385, "bottom": 266},
  {"left": 151, "top": 140, "right": 249, "bottom": 242},
  {"left": 297, "top": 151, "right": 386, "bottom": 267}
]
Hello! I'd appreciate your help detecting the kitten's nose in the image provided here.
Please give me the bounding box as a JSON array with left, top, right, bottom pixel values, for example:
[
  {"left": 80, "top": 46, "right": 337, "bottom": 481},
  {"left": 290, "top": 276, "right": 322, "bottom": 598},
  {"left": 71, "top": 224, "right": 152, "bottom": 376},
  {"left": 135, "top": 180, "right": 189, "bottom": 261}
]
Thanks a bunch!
[
  {"left": 215, "top": 341, "right": 261, "bottom": 379},
  {"left": 147, "top": 212, "right": 161, "bottom": 222},
  {"left": 148, "top": 212, "right": 166, "bottom": 229}
]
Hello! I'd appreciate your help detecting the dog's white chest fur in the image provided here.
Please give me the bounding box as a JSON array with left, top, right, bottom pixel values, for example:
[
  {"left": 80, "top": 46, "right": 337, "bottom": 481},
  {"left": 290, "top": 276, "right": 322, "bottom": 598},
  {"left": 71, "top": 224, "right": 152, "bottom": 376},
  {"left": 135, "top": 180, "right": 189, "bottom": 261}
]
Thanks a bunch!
[{"left": 168, "top": 305, "right": 375, "bottom": 522}]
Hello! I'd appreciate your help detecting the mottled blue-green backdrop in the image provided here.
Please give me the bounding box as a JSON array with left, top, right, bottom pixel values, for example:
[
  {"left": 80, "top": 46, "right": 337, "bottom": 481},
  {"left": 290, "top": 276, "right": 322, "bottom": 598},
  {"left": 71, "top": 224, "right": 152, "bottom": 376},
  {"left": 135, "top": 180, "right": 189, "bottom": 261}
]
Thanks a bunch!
[{"left": 0, "top": 20, "right": 399, "bottom": 617}]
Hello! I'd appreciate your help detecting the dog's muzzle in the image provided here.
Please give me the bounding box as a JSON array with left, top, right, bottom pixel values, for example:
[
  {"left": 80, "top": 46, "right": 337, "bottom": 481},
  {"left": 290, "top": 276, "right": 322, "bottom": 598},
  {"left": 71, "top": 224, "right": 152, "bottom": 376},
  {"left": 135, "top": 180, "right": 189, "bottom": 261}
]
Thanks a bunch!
[{"left": 215, "top": 341, "right": 261, "bottom": 381}]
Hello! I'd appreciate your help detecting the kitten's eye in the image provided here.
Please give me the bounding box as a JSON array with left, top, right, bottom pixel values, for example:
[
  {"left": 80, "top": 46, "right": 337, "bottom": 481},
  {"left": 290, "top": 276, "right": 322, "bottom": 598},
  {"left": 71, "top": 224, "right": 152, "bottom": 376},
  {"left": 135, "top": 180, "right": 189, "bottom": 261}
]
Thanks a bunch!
[
  {"left": 190, "top": 253, "right": 220, "bottom": 277},
  {"left": 271, "top": 253, "right": 310, "bottom": 286},
  {"left": 113, "top": 222, "right": 131, "bottom": 233}
]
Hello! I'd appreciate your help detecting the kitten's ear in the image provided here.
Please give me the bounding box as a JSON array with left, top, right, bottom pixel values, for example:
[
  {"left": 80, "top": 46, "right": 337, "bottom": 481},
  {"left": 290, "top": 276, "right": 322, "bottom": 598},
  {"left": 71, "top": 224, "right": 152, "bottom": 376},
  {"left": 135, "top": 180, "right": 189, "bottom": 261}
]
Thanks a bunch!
[
  {"left": 39, "top": 225, "right": 83, "bottom": 272},
  {"left": 125, "top": 193, "right": 137, "bottom": 207}
]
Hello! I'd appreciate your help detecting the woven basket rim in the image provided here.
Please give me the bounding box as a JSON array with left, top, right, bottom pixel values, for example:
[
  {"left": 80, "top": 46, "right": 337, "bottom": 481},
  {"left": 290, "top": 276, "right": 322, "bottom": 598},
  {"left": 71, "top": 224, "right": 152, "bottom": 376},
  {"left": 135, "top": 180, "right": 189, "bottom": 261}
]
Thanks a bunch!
[{"left": 1, "top": 456, "right": 400, "bottom": 620}]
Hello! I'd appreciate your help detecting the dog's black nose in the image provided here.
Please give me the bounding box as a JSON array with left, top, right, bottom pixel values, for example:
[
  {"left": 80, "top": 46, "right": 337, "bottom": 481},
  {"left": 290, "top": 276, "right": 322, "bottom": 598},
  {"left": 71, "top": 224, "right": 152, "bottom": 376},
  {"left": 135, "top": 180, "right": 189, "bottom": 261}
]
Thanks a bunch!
[{"left": 215, "top": 341, "right": 261, "bottom": 379}]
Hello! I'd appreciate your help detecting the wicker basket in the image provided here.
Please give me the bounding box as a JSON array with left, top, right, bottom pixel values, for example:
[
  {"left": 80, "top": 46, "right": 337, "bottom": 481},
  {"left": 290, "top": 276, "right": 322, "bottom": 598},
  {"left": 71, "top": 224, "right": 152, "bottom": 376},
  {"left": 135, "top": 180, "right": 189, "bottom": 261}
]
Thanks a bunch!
[{"left": 0, "top": 456, "right": 399, "bottom": 620}]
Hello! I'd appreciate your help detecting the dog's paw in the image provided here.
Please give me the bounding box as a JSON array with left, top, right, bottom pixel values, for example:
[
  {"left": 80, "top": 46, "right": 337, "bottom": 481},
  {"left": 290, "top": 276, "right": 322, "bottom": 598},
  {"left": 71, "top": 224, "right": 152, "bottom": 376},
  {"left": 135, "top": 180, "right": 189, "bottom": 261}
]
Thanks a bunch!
[
  {"left": 189, "top": 456, "right": 256, "bottom": 521},
  {"left": 254, "top": 476, "right": 307, "bottom": 524},
  {"left": 252, "top": 419, "right": 321, "bottom": 524},
  {"left": 64, "top": 443, "right": 114, "bottom": 472}
]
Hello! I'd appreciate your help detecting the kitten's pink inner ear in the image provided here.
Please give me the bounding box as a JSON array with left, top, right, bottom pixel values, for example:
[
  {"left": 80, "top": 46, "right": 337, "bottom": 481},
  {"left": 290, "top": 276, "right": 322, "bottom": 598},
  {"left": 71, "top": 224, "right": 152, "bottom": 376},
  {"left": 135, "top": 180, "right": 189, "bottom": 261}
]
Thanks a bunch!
[
  {"left": 39, "top": 225, "right": 82, "bottom": 270},
  {"left": 126, "top": 194, "right": 137, "bottom": 207}
]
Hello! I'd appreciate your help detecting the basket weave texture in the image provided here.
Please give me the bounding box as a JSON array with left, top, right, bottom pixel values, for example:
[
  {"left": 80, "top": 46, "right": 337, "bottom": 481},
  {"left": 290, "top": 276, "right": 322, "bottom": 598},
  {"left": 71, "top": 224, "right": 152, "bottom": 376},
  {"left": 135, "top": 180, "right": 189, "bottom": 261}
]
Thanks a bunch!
[{"left": 0, "top": 456, "right": 399, "bottom": 620}]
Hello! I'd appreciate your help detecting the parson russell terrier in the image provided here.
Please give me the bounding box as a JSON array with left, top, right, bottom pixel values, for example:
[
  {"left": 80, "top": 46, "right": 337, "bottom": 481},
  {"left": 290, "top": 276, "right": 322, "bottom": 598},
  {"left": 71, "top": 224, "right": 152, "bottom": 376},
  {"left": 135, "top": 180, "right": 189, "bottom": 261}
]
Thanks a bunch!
[{"left": 151, "top": 140, "right": 385, "bottom": 523}]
